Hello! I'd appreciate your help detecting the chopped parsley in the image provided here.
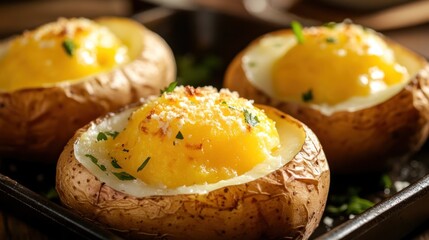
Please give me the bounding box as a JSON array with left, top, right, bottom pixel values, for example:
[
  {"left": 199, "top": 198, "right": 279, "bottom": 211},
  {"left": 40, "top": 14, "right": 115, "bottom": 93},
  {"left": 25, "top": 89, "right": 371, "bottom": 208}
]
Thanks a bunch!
[
  {"left": 228, "top": 105, "right": 239, "bottom": 111},
  {"left": 97, "top": 132, "right": 108, "bottom": 141},
  {"left": 223, "top": 102, "right": 260, "bottom": 127},
  {"left": 113, "top": 172, "right": 136, "bottom": 181},
  {"left": 176, "top": 55, "right": 222, "bottom": 87},
  {"left": 86, "top": 154, "right": 98, "bottom": 164},
  {"left": 346, "top": 196, "right": 374, "bottom": 214},
  {"left": 326, "top": 203, "right": 348, "bottom": 214},
  {"left": 326, "top": 37, "right": 336, "bottom": 43},
  {"left": 243, "top": 109, "right": 259, "bottom": 127},
  {"left": 137, "top": 157, "right": 151, "bottom": 172},
  {"left": 362, "top": 26, "right": 370, "bottom": 32},
  {"left": 111, "top": 158, "right": 121, "bottom": 169},
  {"left": 44, "top": 187, "right": 59, "bottom": 200},
  {"left": 85, "top": 154, "right": 106, "bottom": 171},
  {"left": 106, "top": 131, "right": 119, "bottom": 139},
  {"left": 219, "top": 100, "right": 238, "bottom": 110},
  {"left": 176, "top": 131, "right": 184, "bottom": 140},
  {"left": 326, "top": 187, "right": 374, "bottom": 216},
  {"left": 291, "top": 21, "right": 304, "bottom": 44},
  {"left": 302, "top": 89, "right": 313, "bottom": 102},
  {"left": 97, "top": 131, "right": 119, "bottom": 141},
  {"left": 323, "top": 22, "right": 337, "bottom": 29},
  {"left": 380, "top": 174, "right": 392, "bottom": 189},
  {"left": 62, "top": 39, "right": 76, "bottom": 56},
  {"left": 160, "top": 81, "right": 178, "bottom": 94},
  {"left": 248, "top": 62, "right": 257, "bottom": 68}
]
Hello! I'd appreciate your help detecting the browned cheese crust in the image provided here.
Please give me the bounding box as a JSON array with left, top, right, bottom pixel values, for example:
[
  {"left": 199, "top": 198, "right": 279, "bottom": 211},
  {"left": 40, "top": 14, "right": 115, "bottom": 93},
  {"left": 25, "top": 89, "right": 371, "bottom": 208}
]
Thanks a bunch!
[
  {"left": 224, "top": 29, "right": 429, "bottom": 173},
  {"left": 0, "top": 18, "right": 176, "bottom": 162},
  {"left": 56, "top": 105, "right": 330, "bottom": 240}
]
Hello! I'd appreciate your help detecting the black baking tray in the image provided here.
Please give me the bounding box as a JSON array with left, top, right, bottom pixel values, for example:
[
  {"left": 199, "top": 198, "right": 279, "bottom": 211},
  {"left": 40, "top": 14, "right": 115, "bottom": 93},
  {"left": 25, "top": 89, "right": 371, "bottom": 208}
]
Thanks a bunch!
[
  {"left": 0, "top": 173, "right": 123, "bottom": 240},
  {"left": 1, "top": 5, "right": 429, "bottom": 239}
]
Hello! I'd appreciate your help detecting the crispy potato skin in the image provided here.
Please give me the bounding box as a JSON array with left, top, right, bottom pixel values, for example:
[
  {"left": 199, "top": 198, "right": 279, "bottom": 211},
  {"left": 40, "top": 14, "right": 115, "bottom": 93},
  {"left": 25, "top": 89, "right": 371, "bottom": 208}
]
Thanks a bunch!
[
  {"left": 0, "top": 18, "right": 175, "bottom": 162},
  {"left": 224, "top": 29, "right": 429, "bottom": 173},
  {"left": 56, "top": 105, "right": 329, "bottom": 240}
]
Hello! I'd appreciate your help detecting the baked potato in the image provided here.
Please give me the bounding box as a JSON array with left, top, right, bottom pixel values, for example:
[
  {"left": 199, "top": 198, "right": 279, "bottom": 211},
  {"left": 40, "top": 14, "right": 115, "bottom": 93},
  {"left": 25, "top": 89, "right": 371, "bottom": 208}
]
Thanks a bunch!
[
  {"left": 0, "top": 17, "right": 175, "bottom": 162},
  {"left": 224, "top": 22, "right": 429, "bottom": 173},
  {"left": 56, "top": 86, "right": 330, "bottom": 240}
]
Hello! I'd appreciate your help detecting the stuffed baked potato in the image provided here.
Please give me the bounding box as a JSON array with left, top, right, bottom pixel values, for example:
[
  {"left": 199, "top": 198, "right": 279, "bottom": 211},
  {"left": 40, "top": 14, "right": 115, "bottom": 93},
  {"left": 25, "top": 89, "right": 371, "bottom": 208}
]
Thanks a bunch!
[
  {"left": 224, "top": 22, "right": 429, "bottom": 173},
  {"left": 56, "top": 86, "right": 330, "bottom": 240},
  {"left": 0, "top": 17, "right": 175, "bottom": 162}
]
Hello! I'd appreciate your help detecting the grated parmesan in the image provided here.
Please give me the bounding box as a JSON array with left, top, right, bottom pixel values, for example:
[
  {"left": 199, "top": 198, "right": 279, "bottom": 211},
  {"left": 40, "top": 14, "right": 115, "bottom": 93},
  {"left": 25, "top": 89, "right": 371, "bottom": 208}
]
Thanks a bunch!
[{"left": 137, "top": 86, "right": 255, "bottom": 136}]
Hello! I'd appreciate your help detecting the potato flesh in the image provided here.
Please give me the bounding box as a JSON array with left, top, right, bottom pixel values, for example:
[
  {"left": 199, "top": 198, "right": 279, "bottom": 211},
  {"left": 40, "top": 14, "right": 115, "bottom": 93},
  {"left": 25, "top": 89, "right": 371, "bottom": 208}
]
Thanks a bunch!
[
  {"left": 0, "top": 18, "right": 129, "bottom": 91},
  {"left": 108, "top": 87, "right": 281, "bottom": 188}
]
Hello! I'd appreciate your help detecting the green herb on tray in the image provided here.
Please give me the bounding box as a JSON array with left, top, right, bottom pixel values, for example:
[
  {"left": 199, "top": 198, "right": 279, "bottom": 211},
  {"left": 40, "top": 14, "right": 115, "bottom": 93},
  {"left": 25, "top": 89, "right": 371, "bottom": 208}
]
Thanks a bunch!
[
  {"left": 326, "top": 187, "right": 375, "bottom": 216},
  {"left": 176, "top": 54, "right": 222, "bottom": 87}
]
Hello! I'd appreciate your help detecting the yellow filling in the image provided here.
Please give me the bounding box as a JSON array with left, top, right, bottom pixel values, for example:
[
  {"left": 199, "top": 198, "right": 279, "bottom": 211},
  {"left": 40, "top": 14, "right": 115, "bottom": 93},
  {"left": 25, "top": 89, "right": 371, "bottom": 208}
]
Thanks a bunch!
[
  {"left": 0, "top": 18, "right": 129, "bottom": 91},
  {"left": 107, "top": 86, "right": 280, "bottom": 188},
  {"left": 272, "top": 24, "right": 408, "bottom": 105}
]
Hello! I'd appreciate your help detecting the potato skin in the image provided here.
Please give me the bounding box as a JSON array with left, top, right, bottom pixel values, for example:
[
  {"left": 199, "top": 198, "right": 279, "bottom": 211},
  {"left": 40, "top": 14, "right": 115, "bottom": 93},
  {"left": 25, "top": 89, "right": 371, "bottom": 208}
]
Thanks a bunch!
[
  {"left": 0, "top": 18, "right": 175, "bottom": 162},
  {"left": 56, "top": 105, "right": 329, "bottom": 240},
  {"left": 224, "top": 29, "right": 429, "bottom": 173}
]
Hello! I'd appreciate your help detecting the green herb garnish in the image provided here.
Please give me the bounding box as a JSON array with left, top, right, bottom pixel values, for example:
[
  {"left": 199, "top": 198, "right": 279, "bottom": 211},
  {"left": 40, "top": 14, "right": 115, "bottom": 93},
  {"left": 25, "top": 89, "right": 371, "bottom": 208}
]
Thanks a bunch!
[
  {"left": 98, "top": 164, "right": 106, "bottom": 171},
  {"left": 291, "top": 21, "right": 304, "bottom": 44},
  {"left": 111, "top": 158, "right": 121, "bottom": 169},
  {"left": 106, "top": 131, "right": 119, "bottom": 139},
  {"left": 62, "top": 39, "right": 76, "bottom": 56},
  {"left": 302, "top": 89, "right": 313, "bottom": 102},
  {"left": 362, "top": 25, "right": 370, "bottom": 32},
  {"left": 44, "top": 187, "right": 59, "bottom": 200},
  {"left": 228, "top": 105, "right": 239, "bottom": 111},
  {"left": 97, "top": 131, "right": 119, "bottom": 141},
  {"left": 347, "top": 196, "right": 374, "bottom": 215},
  {"left": 160, "top": 81, "right": 178, "bottom": 94},
  {"left": 326, "top": 187, "right": 374, "bottom": 216},
  {"left": 85, "top": 154, "right": 98, "bottom": 163},
  {"left": 176, "top": 55, "right": 222, "bottom": 87},
  {"left": 323, "top": 22, "right": 337, "bottom": 29},
  {"left": 243, "top": 109, "right": 259, "bottom": 127},
  {"left": 248, "top": 62, "right": 257, "bottom": 67},
  {"left": 113, "top": 172, "right": 136, "bottom": 181},
  {"left": 326, "top": 37, "right": 336, "bottom": 43},
  {"left": 176, "top": 131, "right": 184, "bottom": 140},
  {"left": 326, "top": 204, "right": 348, "bottom": 214},
  {"left": 381, "top": 174, "right": 392, "bottom": 189},
  {"left": 97, "top": 132, "right": 108, "bottom": 141},
  {"left": 85, "top": 154, "right": 106, "bottom": 171},
  {"left": 137, "top": 157, "right": 151, "bottom": 172}
]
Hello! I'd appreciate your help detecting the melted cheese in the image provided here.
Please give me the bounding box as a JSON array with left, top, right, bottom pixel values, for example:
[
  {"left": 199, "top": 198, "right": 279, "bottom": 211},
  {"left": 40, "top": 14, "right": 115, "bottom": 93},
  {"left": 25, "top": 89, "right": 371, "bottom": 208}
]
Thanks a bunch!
[
  {"left": 272, "top": 23, "right": 408, "bottom": 105},
  {"left": 242, "top": 23, "right": 409, "bottom": 114},
  {"left": 74, "top": 87, "right": 306, "bottom": 196},
  {"left": 0, "top": 18, "right": 129, "bottom": 91},
  {"left": 106, "top": 86, "right": 280, "bottom": 188}
]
